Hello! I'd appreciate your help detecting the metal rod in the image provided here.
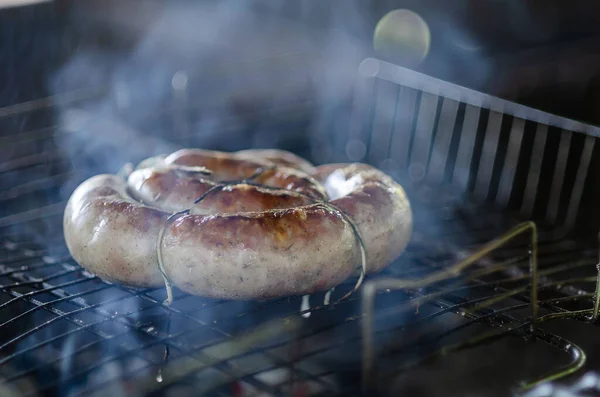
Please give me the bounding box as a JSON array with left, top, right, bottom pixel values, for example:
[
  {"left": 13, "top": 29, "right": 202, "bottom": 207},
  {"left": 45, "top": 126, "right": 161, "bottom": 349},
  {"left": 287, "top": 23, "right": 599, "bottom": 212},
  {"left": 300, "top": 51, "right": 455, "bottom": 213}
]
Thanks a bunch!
[
  {"left": 518, "top": 330, "right": 587, "bottom": 391},
  {"left": 362, "top": 221, "right": 539, "bottom": 388},
  {"left": 589, "top": 232, "right": 600, "bottom": 322},
  {"left": 0, "top": 87, "right": 105, "bottom": 119}
]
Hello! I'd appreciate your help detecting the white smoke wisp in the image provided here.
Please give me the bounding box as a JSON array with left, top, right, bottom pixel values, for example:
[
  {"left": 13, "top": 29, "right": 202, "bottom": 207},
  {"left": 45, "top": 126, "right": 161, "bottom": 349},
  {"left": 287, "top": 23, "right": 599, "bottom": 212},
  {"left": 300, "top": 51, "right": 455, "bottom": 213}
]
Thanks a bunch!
[{"left": 50, "top": 1, "right": 372, "bottom": 193}]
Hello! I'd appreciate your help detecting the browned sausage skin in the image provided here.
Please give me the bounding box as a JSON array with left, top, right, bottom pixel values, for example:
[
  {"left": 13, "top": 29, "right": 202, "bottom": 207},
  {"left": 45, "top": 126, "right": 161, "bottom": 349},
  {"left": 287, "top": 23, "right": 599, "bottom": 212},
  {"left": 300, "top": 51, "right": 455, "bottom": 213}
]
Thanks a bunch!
[
  {"left": 63, "top": 149, "right": 412, "bottom": 299},
  {"left": 63, "top": 174, "right": 168, "bottom": 288}
]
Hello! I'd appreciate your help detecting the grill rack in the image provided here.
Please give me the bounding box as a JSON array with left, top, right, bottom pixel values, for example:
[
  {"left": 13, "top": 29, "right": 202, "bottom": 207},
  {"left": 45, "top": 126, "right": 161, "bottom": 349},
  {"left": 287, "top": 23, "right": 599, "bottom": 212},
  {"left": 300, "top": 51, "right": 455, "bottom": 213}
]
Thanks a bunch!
[
  {"left": 347, "top": 59, "right": 599, "bottom": 238},
  {"left": 0, "top": 58, "right": 600, "bottom": 396},
  {"left": 1, "top": 201, "right": 597, "bottom": 396}
]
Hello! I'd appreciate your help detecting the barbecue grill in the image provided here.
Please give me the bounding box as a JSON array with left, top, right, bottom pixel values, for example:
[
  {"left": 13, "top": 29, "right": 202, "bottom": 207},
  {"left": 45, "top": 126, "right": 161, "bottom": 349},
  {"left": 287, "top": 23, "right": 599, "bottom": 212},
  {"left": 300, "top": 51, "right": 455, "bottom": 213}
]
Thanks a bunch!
[{"left": 3, "top": 3, "right": 600, "bottom": 397}]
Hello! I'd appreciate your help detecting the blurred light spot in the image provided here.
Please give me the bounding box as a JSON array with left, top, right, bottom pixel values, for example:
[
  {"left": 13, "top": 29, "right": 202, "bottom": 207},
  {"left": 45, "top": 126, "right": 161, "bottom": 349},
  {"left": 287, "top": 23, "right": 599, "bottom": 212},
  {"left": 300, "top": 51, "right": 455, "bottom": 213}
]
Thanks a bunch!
[
  {"left": 374, "top": 9, "right": 430, "bottom": 64},
  {"left": 345, "top": 140, "right": 366, "bottom": 161},
  {"left": 408, "top": 163, "right": 425, "bottom": 181},
  {"left": 171, "top": 71, "right": 188, "bottom": 91}
]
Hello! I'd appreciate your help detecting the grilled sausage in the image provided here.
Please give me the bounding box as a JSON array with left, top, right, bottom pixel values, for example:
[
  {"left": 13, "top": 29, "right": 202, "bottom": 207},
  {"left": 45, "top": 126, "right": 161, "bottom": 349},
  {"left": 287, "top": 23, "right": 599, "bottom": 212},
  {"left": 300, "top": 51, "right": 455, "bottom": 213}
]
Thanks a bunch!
[{"left": 63, "top": 149, "right": 412, "bottom": 299}]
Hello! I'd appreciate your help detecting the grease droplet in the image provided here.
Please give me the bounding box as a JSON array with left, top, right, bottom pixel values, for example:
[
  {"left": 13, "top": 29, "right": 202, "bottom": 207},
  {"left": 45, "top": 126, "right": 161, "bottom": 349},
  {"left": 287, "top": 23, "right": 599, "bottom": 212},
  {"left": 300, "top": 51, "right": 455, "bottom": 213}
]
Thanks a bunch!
[{"left": 301, "top": 295, "right": 311, "bottom": 318}]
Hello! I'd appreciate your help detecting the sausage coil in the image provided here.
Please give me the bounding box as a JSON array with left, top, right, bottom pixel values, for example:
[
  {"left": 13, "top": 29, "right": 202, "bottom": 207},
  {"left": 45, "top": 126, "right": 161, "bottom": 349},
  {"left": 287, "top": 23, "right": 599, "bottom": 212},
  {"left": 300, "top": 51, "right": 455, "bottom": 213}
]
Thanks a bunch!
[{"left": 63, "top": 149, "right": 412, "bottom": 300}]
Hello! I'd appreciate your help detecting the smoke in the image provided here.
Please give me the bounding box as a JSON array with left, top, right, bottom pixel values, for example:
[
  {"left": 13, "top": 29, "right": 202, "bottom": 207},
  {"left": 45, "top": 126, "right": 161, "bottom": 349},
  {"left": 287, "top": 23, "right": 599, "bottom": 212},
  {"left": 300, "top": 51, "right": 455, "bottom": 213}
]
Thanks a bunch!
[
  {"left": 50, "top": 1, "right": 371, "bottom": 189},
  {"left": 47, "top": 0, "right": 495, "bottom": 195}
]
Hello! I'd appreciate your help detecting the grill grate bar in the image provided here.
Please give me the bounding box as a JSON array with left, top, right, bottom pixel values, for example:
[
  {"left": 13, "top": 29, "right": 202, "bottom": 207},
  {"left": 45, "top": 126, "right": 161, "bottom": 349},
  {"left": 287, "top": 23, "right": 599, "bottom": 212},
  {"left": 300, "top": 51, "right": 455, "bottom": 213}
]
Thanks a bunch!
[
  {"left": 1, "top": 250, "right": 46, "bottom": 265},
  {"left": 521, "top": 124, "right": 549, "bottom": 218},
  {"left": 473, "top": 110, "right": 503, "bottom": 200},
  {"left": 0, "top": 277, "right": 97, "bottom": 322},
  {"left": 0, "top": 173, "right": 72, "bottom": 201},
  {"left": 0, "top": 152, "right": 63, "bottom": 174},
  {"left": 347, "top": 74, "right": 375, "bottom": 158},
  {"left": 496, "top": 117, "right": 526, "bottom": 207},
  {"left": 0, "top": 254, "right": 71, "bottom": 277},
  {"left": 0, "top": 266, "right": 81, "bottom": 292},
  {"left": 563, "top": 135, "right": 596, "bottom": 232},
  {"left": 388, "top": 86, "right": 418, "bottom": 169},
  {"left": 452, "top": 104, "right": 481, "bottom": 191},
  {"left": 546, "top": 130, "right": 573, "bottom": 224},
  {"left": 409, "top": 92, "right": 439, "bottom": 181},
  {"left": 0, "top": 88, "right": 104, "bottom": 119},
  {"left": 0, "top": 202, "right": 66, "bottom": 228},
  {"left": 367, "top": 80, "right": 398, "bottom": 166},
  {"left": 427, "top": 98, "right": 459, "bottom": 184},
  {"left": 0, "top": 126, "right": 57, "bottom": 147}
]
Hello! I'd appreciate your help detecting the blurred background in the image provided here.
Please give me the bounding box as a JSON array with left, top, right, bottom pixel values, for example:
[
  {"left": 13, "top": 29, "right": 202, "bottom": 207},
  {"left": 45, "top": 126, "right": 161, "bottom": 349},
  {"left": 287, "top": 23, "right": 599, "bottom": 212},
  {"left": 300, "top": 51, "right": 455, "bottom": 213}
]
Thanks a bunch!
[{"left": 2, "top": 0, "right": 600, "bottom": 122}]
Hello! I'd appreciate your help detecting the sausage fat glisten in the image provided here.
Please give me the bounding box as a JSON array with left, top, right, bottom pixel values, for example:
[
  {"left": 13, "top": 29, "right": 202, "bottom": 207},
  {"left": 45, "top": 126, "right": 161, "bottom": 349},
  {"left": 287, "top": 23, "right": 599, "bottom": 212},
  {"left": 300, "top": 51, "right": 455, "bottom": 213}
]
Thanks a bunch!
[{"left": 63, "top": 148, "right": 413, "bottom": 300}]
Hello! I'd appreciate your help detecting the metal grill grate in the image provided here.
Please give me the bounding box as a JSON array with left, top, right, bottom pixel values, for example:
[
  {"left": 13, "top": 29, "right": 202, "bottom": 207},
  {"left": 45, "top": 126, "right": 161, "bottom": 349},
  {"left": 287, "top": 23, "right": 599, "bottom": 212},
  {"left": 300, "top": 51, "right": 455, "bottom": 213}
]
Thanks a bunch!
[{"left": 0, "top": 58, "right": 600, "bottom": 396}]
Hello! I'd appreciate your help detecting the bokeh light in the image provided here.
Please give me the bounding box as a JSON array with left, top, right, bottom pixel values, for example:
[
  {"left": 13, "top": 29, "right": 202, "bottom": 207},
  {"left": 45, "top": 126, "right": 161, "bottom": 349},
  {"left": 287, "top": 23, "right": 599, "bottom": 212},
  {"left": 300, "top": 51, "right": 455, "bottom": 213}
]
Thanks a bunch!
[{"left": 374, "top": 9, "right": 431, "bottom": 65}]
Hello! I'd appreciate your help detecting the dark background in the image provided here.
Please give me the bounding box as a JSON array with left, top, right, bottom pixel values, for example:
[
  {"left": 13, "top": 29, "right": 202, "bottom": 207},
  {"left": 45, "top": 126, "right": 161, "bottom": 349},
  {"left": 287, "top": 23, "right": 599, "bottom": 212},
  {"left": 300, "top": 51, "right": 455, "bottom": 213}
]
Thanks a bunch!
[{"left": 2, "top": 0, "right": 600, "bottom": 124}]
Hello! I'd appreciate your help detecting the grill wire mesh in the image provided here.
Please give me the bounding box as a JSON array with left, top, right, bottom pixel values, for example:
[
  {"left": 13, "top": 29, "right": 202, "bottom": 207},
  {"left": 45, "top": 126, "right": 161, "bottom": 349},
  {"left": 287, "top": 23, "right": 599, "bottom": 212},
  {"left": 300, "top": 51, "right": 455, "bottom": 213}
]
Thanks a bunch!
[{"left": 1, "top": 55, "right": 600, "bottom": 397}]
